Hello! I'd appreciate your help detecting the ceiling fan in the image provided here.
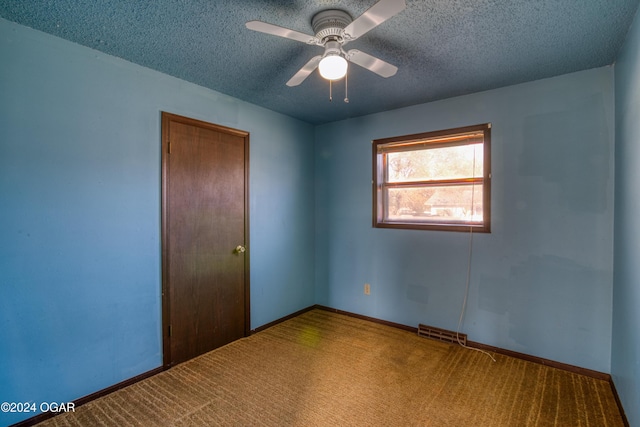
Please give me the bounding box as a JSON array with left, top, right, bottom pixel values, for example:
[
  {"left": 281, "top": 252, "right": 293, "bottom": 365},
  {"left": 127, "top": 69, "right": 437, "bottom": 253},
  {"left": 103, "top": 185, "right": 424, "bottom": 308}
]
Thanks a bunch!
[{"left": 246, "top": 0, "right": 406, "bottom": 88}]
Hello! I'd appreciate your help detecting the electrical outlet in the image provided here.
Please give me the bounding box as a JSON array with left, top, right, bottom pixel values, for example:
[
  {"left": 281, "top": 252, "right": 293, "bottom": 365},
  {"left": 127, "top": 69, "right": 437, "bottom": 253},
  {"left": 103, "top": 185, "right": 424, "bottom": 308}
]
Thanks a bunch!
[{"left": 364, "top": 283, "right": 371, "bottom": 295}]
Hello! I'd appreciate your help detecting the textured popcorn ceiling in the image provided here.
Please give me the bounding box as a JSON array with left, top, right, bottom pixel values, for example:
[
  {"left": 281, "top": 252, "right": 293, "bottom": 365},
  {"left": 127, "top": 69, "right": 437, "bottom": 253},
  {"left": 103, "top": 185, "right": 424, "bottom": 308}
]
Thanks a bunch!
[{"left": 1, "top": 0, "right": 638, "bottom": 124}]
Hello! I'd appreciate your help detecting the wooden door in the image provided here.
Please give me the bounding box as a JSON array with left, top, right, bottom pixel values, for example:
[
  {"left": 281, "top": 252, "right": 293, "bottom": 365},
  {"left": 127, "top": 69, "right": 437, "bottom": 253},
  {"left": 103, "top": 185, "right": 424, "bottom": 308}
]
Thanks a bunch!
[{"left": 161, "top": 112, "right": 249, "bottom": 367}]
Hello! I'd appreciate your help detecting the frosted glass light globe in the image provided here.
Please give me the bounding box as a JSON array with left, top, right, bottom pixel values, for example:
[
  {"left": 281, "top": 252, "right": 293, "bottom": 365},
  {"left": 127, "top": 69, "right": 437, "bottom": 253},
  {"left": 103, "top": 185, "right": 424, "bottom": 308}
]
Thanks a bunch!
[{"left": 318, "top": 55, "right": 348, "bottom": 80}]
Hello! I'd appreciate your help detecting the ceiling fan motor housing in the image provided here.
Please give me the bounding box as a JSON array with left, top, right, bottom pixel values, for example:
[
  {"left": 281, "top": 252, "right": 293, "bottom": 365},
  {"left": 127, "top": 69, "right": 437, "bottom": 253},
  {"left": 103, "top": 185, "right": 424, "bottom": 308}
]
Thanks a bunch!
[{"left": 312, "top": 9, "right": 353, "bottom": 42}]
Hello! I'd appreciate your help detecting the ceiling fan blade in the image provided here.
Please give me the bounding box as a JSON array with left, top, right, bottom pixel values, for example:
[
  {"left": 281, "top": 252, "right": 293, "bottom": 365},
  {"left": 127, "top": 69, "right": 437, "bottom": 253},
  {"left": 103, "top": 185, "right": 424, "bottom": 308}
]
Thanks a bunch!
[
  {"left": 286, "top": 55, "right": 322, "bottom": 87},
  {"left": 346, "top": 49, "right": 398, "bottom": 78},
  {"left": 246, "top": 21, "right": 319, "bottom": 45},
  {"left": 343, "top": 0, "right": 406, "bottom": 41}
]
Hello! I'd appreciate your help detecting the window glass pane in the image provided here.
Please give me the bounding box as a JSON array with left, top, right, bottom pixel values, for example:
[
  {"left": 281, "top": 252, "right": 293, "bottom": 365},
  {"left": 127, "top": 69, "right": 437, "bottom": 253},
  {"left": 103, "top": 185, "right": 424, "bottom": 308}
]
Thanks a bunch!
[
  {"left": 385, "top": 185, "right": 483, "bottom": 223},
  {"left": 387, "top": 143, "right": 483, "bottom": 182}
]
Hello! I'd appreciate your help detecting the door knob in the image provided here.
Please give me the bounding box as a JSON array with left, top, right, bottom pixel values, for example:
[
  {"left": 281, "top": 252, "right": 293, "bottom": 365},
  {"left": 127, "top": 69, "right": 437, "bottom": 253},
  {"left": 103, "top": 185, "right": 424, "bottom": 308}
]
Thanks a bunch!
[{"left": 235, "top": 245, "right": 246, "bottom": 254}]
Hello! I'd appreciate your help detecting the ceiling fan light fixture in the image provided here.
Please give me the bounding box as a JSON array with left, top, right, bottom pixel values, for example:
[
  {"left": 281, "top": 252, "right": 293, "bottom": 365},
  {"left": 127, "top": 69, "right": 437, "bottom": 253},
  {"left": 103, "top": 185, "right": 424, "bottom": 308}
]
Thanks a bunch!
[
  {"left": 246, "top": 0, "right": 406, "bottom": 88},
  {"left": 319, "top": 54, "right": 348, "bottom": 80}
]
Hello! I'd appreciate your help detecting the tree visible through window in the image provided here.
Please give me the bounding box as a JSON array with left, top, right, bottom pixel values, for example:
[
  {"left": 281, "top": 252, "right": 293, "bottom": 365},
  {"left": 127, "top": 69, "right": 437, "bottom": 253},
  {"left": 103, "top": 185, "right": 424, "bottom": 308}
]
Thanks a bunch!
[{"left": 373, "top": 124, "right": 491, "bottom": 232}]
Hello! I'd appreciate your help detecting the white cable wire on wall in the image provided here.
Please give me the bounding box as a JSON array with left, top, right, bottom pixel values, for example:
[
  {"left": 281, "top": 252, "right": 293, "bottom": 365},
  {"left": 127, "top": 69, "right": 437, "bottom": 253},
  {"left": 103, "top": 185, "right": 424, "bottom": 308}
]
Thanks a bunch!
[{"left": 455, "top": 144, "right": 496, "bottom": 363}]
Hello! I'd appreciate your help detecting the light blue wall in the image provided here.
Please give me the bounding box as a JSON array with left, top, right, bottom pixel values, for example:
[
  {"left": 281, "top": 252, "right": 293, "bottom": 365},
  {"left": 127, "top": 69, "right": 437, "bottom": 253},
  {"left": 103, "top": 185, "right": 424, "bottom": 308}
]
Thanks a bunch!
[
  {"left": 612, "top": 7, "right": 640, "bottom": 427},
  {"left": 0, "top": 18, "right": 315, "bottom": 426},
  {"left": 315, "top": 67, "right": 615, "bottom": 373},
  {"left": 0, "top": 13, "right": 630, "bottom": 427}
]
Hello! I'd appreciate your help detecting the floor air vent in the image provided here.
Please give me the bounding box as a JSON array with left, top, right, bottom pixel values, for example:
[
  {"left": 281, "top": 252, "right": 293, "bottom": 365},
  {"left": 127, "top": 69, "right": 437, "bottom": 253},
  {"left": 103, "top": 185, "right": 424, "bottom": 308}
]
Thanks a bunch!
[{"left": 418, "top": 324, "right": 466, "bottom": 345}]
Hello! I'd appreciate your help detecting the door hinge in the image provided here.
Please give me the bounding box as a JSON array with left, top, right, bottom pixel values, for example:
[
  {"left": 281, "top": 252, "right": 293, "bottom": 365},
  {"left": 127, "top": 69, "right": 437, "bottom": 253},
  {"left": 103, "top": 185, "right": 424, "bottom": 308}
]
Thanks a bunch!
[
  {"left": 168, "top": 141, "right": 171, "bottom": 154},
  {"left": 168, "top": 324, "right": 172, "bottom": 337}
]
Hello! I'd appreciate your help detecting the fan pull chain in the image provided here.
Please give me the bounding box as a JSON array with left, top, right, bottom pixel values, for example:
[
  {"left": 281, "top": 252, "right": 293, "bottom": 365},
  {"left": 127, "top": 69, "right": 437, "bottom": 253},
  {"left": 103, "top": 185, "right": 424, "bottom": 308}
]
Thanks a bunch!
[
  {"left": 344, "top": 72, "right": 349, "bottom": 103},
  {"left": 329, "top": 80, "right": 333, "bottom": 102}
]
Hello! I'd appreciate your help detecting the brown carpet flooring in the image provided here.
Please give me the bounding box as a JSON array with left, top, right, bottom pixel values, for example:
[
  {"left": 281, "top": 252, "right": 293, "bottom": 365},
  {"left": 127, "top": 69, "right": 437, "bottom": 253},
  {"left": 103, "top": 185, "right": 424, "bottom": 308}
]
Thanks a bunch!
[{"left": 38, "top": 309, "right": 624, "bottom": 426}]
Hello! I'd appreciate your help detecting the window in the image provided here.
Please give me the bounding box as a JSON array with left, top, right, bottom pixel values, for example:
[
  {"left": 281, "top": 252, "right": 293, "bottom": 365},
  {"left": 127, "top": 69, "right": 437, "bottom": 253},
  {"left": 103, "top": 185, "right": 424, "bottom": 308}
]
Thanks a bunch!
[{"left": 373, "top": 123, "right": 491, "bottom": 232}]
